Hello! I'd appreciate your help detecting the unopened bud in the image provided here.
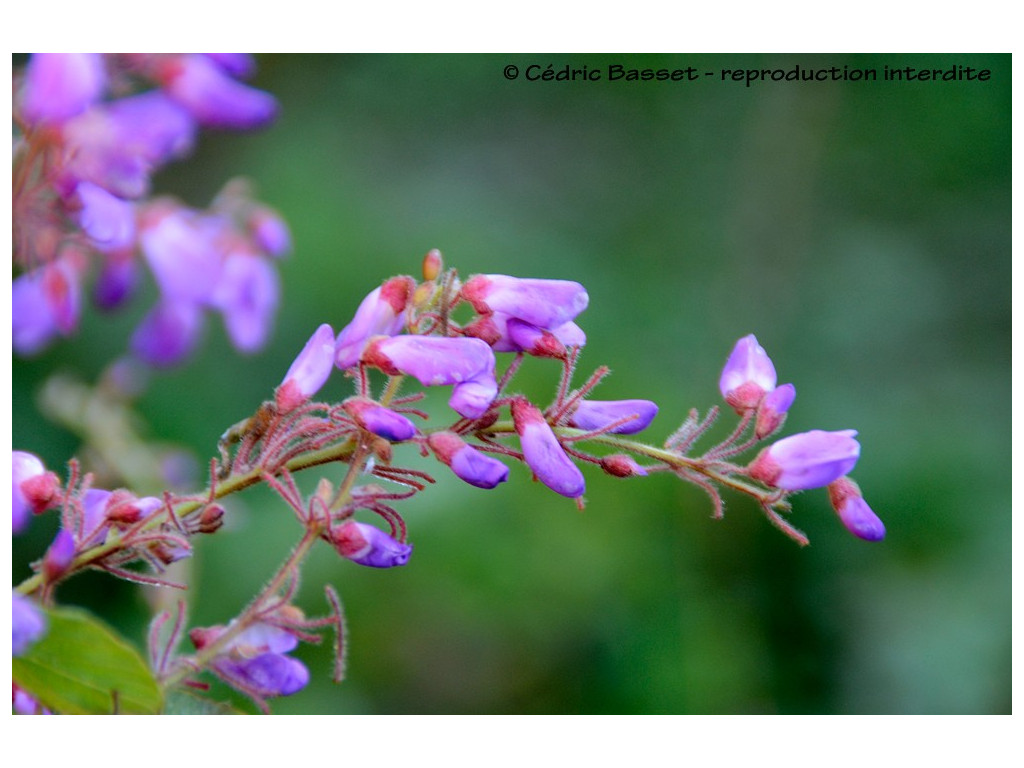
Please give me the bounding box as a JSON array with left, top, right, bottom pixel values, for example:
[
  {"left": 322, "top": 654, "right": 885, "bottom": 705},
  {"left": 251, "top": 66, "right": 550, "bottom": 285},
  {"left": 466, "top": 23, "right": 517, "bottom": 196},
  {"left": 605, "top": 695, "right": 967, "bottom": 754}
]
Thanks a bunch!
[
  {"left": 600, "top": 454, "right": 649, "bottom": 478},
  {"left": 422, "top": 248, "right": 443, "bottom": 281},
  {"left": 43, "top": 529, "right": 76, "bottom": 582}
]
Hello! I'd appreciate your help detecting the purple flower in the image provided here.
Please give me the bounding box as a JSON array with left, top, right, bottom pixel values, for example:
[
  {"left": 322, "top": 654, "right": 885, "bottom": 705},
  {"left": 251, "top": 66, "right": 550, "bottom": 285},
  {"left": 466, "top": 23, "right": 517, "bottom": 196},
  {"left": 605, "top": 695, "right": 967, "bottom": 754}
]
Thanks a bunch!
[
  {"left": 13, "top": 685, "right": 51, "bottom": 715},
  {"left": 13, "top": 451, "right": 57, "bottom": 534},
  {"left": 80, "top": 488, "right": 112, "bottom": 546},
  {"left": 276, "top": 324, "right": 336, "bottom": 412},
  {"left": 330, "top": 521, "right": 413, "bottom": 568},
  {"left": 248, "top": 206, "right": 291, "bottom": 258},
  {"left": 719, "top": 334, "right": 777, "bottom": 412},
  {"left": 70, "top": 181, "right": 136, "bottom": 249},
  {"left": 747, "top": 429, "right": 860, "bottom": 491},
  {"left": 94, "top": 253, "right": 139, "bottom": 310},
  {"left": 13, "top": 593, "right": 47, "bottom": 656},
  {"left": 202, "top": 53, "right": 257, "bottom": 79},
  {"left": 828, "top": 477, "right": 885, "bottom": 542},
  {"left": 130, "top": 300, "right": 205, "bottom": 368},
  {"left": 511, "top": 398, "right": 585, "bottom": 498},
  {"left": 20, "top": 53, "right": 105, "bottom": 126},
  {"left": 12, "top": 258, "right": 83, "bottom": 355},
  {"left": 755, "top": 383, "right": 796, "bottom": 439},
  {"left": 210, "top": 251, "right": 280, "bottom": 353},
  {"left": 139, "top": 207, "right": 222, "bottom": 303},
  {"left": 570, "top": 399, "right": 659, "bottom": 435},
  {"left": 363, "top": 335, "right": 499, "bottom": 419},
  {"left": 343, "top": 398, "right": 418, "bottom": 442},
  {"left": 462, "top": 274, "right": 589, "bottom": 330},
  {"left": 334, "top": 277, "right": 413, "bottom": 369},
  {"left": 193, "top": 622, "right": 309, "bottom": 699},
  {"left": 427, "top": 432, "right": 510, "bottom": 489},
  {"left": 161, "top": 54, "right": 278, "bottom": 130},
  {"left": 43, "top": 529, "right": 76, "bottom": 581}
]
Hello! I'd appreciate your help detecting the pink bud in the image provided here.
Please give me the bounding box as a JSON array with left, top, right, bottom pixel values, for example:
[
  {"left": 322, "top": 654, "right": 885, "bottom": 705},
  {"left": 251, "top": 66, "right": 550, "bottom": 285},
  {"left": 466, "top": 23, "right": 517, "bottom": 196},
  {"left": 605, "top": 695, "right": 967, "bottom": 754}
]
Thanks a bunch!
[
  {"left": 754, "top": 383, "right": 796, "bottom": 439},
  {"left": 600, "top": 454, "right": 649, "bottom": 478}
]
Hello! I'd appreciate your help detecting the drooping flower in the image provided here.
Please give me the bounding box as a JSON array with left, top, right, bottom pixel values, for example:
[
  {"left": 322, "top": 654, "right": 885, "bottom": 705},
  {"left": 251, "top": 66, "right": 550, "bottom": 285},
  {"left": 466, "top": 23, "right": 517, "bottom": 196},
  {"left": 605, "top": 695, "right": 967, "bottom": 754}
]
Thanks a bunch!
[
  {"left": 719, "top": 334, "right": 778, "bottom": 412},
  {"left": 569, "top": 399, "right": 659, "bottom": 435},
  {"left": 362, "top": 335, "right": 499, "bottom": 419},
  {"left": 747, "top": 430, "right": 860, "bottom": 491},
  {"left": 191, "top": 621, "right": 309, "bottom": 699},
  {"left": 511, "top": 397, "right": 585, "bottom": 498},
  {"left": 330, "top": 521, "right": 413, "bottom": 568},
  {"left": 276, "top": 324, "right": 336, "bottom": 412},
  {"left": 13, "top": 593, "right": 47, "bottom": 656},
  {"left": 461, "top": 274, "right": 589, "bottom": 330},
  {"left": 427, "top": 432, "right": 510, "bottom": 489},
  {"left": 19, "top": 53, "right": 106, "bottom": 126},
  {"left": 342, "top": 398, "right": 418, "bottom": 442},
  {"left": 828, "top": 477, "right": 885, "bottom": 542},
  {"left": 334, "top": 277, "right": 414, "bottom": 369}
]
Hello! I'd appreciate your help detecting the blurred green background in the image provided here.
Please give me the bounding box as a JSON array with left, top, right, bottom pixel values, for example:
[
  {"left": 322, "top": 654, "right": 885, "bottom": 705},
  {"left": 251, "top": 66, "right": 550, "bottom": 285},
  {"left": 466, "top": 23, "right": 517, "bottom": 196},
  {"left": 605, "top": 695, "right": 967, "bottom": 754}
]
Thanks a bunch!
[{"left": 12, "top": 53, "right": 1010, "bottom": 714}]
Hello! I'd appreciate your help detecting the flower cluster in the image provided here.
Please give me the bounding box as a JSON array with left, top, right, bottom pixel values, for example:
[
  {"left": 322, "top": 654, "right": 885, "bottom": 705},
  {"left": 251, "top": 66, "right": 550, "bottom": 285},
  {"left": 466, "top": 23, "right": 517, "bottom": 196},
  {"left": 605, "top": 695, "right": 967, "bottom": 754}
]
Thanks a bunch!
[{"left": 12, "top": 53, "right": 288, "bottom": 366}]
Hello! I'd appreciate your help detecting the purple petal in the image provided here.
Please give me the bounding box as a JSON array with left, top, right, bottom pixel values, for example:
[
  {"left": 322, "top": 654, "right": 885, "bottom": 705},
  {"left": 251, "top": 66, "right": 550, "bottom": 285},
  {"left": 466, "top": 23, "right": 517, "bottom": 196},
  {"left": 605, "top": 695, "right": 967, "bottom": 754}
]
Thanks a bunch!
[
  {"left": 277, "top": 324, "right": 335, "bottom": 410},
  {"left": 334, "top": 279, "right": 411, "bottom": 369},
  {"left": 215, "top": 653, "right": 309, "bottom": 697},
  {"left": 570, "top": 399, "right": 658, "bottom": 435},
  {"left": 164, "top": 54, "right": 277, "bottom": 130},
  {"left": 332, "top": 521, "right": 413, "bottom": 568},
  {"left": 449, "top": 446, "right": 509, "bottom": 489},
  {"left": 72, "top": 181, "right": 136, "bottom": 249},
  {"left": 212, "top": 253, "right": 280, "bottom": 353},
  {"left": 13, "top": 593, "right": 47, "bottom": 656},
  {"left": 131, "top": 300, "right": 205, "bottom": 368},
  {"left": 512, "top": 399, "right": 585, "bottom": 498},
  {"left": 20, "top": 53, "right": 105, "bottom": 125},
  {"left": 719, "top": 334, "right": 777, "bottom": 410},
  {"left": 462, "top": 274, "right": 589, "bottom": 329}
]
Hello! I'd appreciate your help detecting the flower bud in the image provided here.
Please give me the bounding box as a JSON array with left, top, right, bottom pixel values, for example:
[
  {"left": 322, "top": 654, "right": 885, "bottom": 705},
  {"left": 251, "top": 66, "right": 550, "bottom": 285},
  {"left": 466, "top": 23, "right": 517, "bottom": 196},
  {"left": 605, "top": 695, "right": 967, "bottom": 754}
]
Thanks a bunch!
[
  {"left": 600, "top": 454, "right": 649, "bottom": 478},
  {"left": 719, "top": 334, "right": 777, "bottom": 412},
  {"left": 330, "top": 520, "right": 413, "bottom": 568},
  {"left": 343, "top": 398, "right": 417, "bottom": 442},
  {"left": 570, "top": 399, "right": 659, "bottom": 435},
  {"left": 334, "top": 277, "right": 413, "bottom": 369},
  {"left": 747, "top": 429, "right": 860, "bottom": 491},
  {"left": 827, "top": 477, "right": 885, "bottom": 542},
  {"left": 461, "top": 274, "right": 589, "bottom": 330},
  {"left": 427, "top": 432, "right": 510, "bottom": 489},
  {"left": 511, "top": 398, "right": 585, "bottom": 498},
  {"left": 192, "top": 621, "right": 309, "bottom": 698},
  {"left": 13, "top": 451, "right": 59, "bottom": 533},
  {"left": 754, "top": 383, "right": 796, "bottom": 439},
  {"left": 276, "top": 323, "right": 336, "bottom": 412},
  {"left": 196, "top": 503, "right": 226, "bottom": 534},
  {"left": 422, "top": 248, "right": 443, "bottom": 281}
]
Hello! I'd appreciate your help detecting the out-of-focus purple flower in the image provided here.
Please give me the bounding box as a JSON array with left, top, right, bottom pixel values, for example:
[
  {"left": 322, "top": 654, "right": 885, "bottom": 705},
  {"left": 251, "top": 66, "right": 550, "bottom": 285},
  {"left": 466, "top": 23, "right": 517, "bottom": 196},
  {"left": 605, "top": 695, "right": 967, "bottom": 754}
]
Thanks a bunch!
[
  {"left": 211, "top": 251, "right": 280, "bottom": 353},
  {"left": 334, "top": 277, "right": 413, "bottom": 369},
  {"left": 755, "top": 383, "right": 796, "bottom": 439},
  {"left": 13, "top": 593, "right": 47, "bottom": 656},
  {"left": 139, "top": 207, "right": 222, "bottom": 303},
  {"left": 12, "top": 256, "right": 84, "bottom": 356},
  {"left": 747, "top": 429, "right": 860, "bottom": 491},
  {"left": 248, "top": 206, "right": 291, "bottom": 258},
  {"left": 427, "top": 432, "right": 510, "bottom": 489},
  {"left": 13, "top": 451, "right": 58, "bottom": 534},
  {"left": 13, "top": 685, "right": 52, "bottom": 715},
  {"left": 160, "top": 54, "right": 277, "bottom": 130},
  {"left": 20, "top": 53, "right": 105, "bottom": 126},
  {"left": 202, "top": 53, "right": 257, "bottom": 79},
  {"left": 70, "top": 181, "right": 136, "bottom": 249},
  {"left": 192, "top": 621, "right": 308, "bottom": 699},
  {"left": 276, "top": 324, "right": 336, "bottom": 412},
  {"left": 511, "top": 397, "right": 585, "bottom": 498},
  {"left": 130, "top": 300, "right": 205, "bottom": 367},
  {"left": 330, "top": 520, "right": 413, "bottom": 568},
  {"left": 600, "top": 454, "right": 649, "bottom": 478},
  {"left": 828, "top": 477, "right": 885, "bottom": 542},
  {"left": 720, "top": 334, "right": 778, "bottom": 412},
  {"left": 43, "top": 529, "right": 76, "bottom": 582},
  {"left": 570, "top": 399, "right": 659, "bottom": 435},
  {"left": 94, "top": 252, "right": 139, "bottom": 310},
  {"left": 363, "top": 335, "right": 498, "bottom": 419},
  {"left": 342, "top": 398, "right": 417, "bottom": 442},
  {"left": 462, "top": 274, "right": 589, "bottom": 330}
]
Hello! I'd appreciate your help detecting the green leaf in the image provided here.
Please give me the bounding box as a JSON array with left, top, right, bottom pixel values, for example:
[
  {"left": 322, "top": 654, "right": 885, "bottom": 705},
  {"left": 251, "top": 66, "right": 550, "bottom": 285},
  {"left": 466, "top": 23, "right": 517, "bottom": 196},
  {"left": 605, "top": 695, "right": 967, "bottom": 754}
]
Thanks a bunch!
[
  {"left": 163, "top": 689, "right": 245, "bottom": 715},
  {"left": 12, "top": 606, "right": 162, "bottom": 715}
]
